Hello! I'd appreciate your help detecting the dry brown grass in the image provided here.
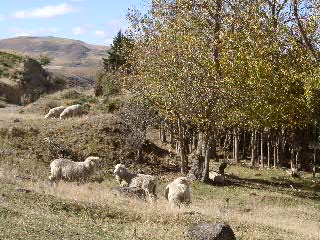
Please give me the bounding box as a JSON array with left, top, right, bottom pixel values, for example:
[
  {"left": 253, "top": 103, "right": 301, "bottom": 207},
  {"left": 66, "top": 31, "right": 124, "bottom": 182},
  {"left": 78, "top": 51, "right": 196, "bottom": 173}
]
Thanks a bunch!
[
  {"left": 0, "top": 99, "right": 320, "bottom": 240},
  {"left": 6, "top": 172, "right": 315, "bottom": 240}
]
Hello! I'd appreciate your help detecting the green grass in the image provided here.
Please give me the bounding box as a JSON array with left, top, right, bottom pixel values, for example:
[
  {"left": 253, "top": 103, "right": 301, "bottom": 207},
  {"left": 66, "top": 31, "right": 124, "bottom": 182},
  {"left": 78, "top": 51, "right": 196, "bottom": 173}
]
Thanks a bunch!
[{"left": 0, "top": 51, "right": 23, "bottom": 79}]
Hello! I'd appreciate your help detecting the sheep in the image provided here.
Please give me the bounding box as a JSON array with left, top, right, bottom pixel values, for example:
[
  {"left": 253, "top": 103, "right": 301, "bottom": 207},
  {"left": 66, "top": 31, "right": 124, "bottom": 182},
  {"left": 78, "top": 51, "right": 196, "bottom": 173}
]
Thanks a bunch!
[
  {"left": 209, "top": 171, "right": 225, "bottom": 184},
  {"left": 44, "top": 106, "right": 66, "bottom": 119},
  {"left": 165, "top": 177, "right": 191, "bottom": 208},
  {"left": 113, "top": 164, "right": 158, "bottom": 201},
  {"left": 60, "top": 104, "right": 85, "bottom": 120},
  {"left": 49, "top": 156, "right": 99, "bottom": 182},
  {"left": 286, "top": 167, "right": 300, "bottom": 178}
]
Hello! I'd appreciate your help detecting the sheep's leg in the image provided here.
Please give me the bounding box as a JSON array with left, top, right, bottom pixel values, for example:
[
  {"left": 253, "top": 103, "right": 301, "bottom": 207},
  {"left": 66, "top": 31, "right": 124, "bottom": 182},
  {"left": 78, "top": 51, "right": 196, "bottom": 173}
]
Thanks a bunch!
[
  {"left": 185, "top": 195, "right": 191, "bottom": 206},
  {"left": 170, "top": 198, "right": 180, "bottom": 208},
  {"left": 145, "top": 184, "right": 157, "bottom": 202}
]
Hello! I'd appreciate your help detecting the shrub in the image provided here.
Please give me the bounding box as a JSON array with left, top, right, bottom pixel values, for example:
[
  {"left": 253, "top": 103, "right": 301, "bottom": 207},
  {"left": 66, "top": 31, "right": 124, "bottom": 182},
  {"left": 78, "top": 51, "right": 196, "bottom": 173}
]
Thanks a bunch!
[
  {"left": 97, "top": 98, "right": 121, "bottom": 113},
  {"left": 107, "top": 100, "right": 121, "bottom": 113},
  {"left": 95, "top": 71, "right": 121, "bottom": 97},
  {"left": 52, "top": 77, "right": 66, "bottom": 88},
  {"left": 61, "top": 90, "right": 82, "bottom": 99}
]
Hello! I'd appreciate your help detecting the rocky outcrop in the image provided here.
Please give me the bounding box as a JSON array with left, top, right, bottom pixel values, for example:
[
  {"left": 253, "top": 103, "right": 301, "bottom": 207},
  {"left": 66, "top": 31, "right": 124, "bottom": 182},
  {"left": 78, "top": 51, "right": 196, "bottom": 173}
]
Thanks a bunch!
[{"left": 0, "top": 52, "right": 54, "bottom": 105}]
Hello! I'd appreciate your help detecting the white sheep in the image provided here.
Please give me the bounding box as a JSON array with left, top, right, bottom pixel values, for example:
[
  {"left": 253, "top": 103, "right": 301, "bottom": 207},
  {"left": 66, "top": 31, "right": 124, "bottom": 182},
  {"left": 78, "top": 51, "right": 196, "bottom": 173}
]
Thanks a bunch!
[
  {"left": 113, "top": 164, "right": 158, "bottom": 201},
  {"left": 44, "top": 106, "right": 66, "bottom": 119},
  {"left": 60, "top": 104, "right": 85, "bottom": 120},
  {"left": 165, "top": 177, "right": 191, "bottom": 208},
  {"left": 49, "top": 156, "right": 99, "bottom": 182},
  {"left": 209, "top": 171, "right": 225, "bottom": 184}
]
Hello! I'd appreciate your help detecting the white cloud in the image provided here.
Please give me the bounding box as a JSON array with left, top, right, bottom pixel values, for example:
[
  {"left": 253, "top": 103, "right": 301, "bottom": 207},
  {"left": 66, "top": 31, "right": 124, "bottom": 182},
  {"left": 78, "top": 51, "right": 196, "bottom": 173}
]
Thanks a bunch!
[
  {"left": 13, "top": 3, "right": 77, "bottom": 19},
  {"left": 69, "top": 0, "right": 86, "bottom": 2},
  {"left": 93, "top": 18, "right": 129, "bottom": 45},
  {"left": 72, "top": 26, "right": 86, "bottom": 35},
  {"left": 94, "top": 30, "right": 107, "bottom": 37},
  {"left": 72, "top": 24, "right": 92, "bottom": 35}
]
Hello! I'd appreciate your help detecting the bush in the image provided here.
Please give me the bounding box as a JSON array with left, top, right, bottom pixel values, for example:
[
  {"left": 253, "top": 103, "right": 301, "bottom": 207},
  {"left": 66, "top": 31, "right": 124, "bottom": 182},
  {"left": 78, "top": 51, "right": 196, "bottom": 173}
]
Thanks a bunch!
[
  {"left": 52, "top": 77, "right": 66, "bottom": 88},
  {"left": 98, "top": 98, "right": 121, "bottom": 113},
  {"left": 95, "top": 71, "right": 121, "bottom": 97},
  {"left": 38, "top": 54, "right": 51, "bottom": 66},
  {"left": 61, "top": 90, "right": 82, "bottom": 99},
  {"left": 107, "top": 100, "right": 121, "bottom": 113}
]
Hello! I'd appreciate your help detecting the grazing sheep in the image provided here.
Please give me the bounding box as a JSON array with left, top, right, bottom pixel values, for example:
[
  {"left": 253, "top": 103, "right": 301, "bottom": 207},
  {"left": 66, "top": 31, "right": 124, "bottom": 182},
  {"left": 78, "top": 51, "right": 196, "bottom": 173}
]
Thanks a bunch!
[
  {"left": 44, "top": 106, "right": 66, "bottom": 119},
  {"left": 60, "top": 104, "right": 85, "bottom": 120},
  {"left": 209, "top": 171, "right": 225, "bottom": 184},
  {"left": 113, "top": 186, "right": 147, "bottom": 200},
  {"left": 165, "top": 177, "right": 191, "bottom": 208},
  {"left": 49, "top": 156, "right": 99, "bottom": 182},
  {"left": 113, "top": 164, "right": 157, "bottom": 201},
  {"left": 286, "top": 167, "right": 299, "bottom": 178}
]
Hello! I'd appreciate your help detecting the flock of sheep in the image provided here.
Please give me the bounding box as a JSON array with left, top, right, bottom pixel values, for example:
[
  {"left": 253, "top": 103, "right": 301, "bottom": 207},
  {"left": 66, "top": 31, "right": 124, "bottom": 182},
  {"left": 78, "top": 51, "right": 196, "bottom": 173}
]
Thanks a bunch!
[
  {"left": 44, "top": 104, "right": 86, "bottom": 120},
  {"left": 48, "top": 156, "right": 191, "bottom": 207},
  {"left": 45, "top": 105, "right": 191, "bottom": 208}
]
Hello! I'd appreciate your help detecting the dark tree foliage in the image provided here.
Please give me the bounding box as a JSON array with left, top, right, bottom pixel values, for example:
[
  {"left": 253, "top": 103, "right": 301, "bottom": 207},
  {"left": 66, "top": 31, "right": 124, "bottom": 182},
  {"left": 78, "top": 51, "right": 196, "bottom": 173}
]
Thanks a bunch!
[{"left": 103, "top": 30, "right": 132, "bottom": 71}]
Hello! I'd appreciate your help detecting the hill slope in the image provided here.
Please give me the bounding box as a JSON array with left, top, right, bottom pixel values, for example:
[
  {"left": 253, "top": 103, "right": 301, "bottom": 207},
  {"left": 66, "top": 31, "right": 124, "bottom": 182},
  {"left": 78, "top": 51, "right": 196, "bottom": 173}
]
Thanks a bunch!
[
  {"left": 0, "top": 51, "right": 55, "bottom": 105},
  {"left": 0, "top": 36, "right": 108, "bottom": 88}
]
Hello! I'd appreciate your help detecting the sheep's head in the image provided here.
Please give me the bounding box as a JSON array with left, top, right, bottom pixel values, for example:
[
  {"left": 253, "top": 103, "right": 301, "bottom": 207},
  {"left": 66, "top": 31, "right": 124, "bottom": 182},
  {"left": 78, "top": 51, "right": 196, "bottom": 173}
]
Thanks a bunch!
[
  {"left": 84, "top": 156, "right": 99, "bottom": 169},
  {"left": 113, "top": 164, "right": 128, "bottom": 177},
  {"left": 175, "top": 177, "right": 190, "bottom": 185}
]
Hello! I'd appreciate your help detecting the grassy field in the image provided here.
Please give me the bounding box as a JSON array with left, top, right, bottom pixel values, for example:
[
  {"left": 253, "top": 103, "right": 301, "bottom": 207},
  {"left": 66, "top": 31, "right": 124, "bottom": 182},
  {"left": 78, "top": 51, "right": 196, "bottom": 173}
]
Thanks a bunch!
[{"left": 0, "top": 91, "right": 319, "bottom": 240}]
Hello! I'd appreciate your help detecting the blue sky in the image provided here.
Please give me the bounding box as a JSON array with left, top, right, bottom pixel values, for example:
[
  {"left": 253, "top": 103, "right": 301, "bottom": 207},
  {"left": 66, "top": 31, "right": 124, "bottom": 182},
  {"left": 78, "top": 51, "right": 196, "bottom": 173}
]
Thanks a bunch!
[{"left": 0, "top": 0, "right": 148, "bottom": 46}]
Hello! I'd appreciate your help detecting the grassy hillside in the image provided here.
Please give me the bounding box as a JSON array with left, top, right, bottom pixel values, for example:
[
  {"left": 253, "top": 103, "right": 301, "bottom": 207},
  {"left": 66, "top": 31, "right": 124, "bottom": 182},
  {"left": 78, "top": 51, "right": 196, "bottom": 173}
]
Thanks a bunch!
[
  {"left": 0, "top": 51, "right": 62, "bottom": 105},
  {"left": 0, "top": 36, "right": 108, "bottom": 87},
  {"left": 0, "top": 51, "right": 23, "bottom": 80},
  {"left": 0, "top": 92, "right": 319, "bottom": 239}
]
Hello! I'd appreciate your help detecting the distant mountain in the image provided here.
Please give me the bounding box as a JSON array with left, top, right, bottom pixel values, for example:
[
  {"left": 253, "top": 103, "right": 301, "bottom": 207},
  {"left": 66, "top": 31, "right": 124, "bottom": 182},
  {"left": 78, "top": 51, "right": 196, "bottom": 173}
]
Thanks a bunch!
[{"left": 0, "top": 36, "right": 108, "bottom": 88}]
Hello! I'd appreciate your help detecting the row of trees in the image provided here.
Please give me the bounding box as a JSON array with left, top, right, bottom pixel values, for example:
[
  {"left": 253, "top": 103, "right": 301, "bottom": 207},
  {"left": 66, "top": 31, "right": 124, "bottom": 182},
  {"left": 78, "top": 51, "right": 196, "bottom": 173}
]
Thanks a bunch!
[{"left": 101, "top": 0, "right": 320, "bottom": 181}]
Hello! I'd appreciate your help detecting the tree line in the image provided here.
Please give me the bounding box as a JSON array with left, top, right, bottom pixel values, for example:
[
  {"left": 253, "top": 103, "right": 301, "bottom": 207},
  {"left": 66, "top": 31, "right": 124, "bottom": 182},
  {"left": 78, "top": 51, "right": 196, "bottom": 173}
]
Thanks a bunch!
[{"left": 99, "top": 0, "right": 320, "bottom": 182}]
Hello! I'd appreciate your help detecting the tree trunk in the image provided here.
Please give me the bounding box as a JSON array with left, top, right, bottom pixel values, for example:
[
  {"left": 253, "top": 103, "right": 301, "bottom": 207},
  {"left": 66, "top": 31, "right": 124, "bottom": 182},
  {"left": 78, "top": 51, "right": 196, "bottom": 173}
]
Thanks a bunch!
[
  {"left": 193, "top": 132, "right": 198, "bottom": 152},
  {"left": 260, "top": 132, "right": 264, "bottom": 168},
  {"left": 159, "top": 124, "right": 162, "bottom": 142},
  {"left": 202, "top": 132, "right": 214, "bottom": 183},
  {"left": 160, "top": 122, "right": 166, "bottom": 143},
  {"left": 234, "top": 129, "right": 239, "bottom": 163},
  {"left": 290, "top": 148, "right": 294, "bottom": 170},
  {"left": 202, "top": 134, "right": 208, "bottom": 157},
  {"left": 295, "top": 150, "right": 299, "bottom": 168},
  {"left": 242, "top": 131, "right": 246, "bottom": 160},
  {"left": 256, "top": 133, "right": 260, "bottom": 164},
  {"left": 276, "top": 142, "right": 280, "bottom": 167},
  {"left": 267, "top": 135, "right": 270, "bottom": 168},
  {"left": 177, "top": 117, "right": 188, "bottom": 174},
  {"left": 176, "top": 141, "right": 180, "bottom": 155},
  {"left": 313, "top": 148, "right": 316, "bottom": 178},
  {"left": 273, "top": 145, "right": 277, "bottom": 168},
  {"left": 169, "top": 127, "right": 174, "bottom": 145},
  {"left": 250, "top": 130, "right": 256, "bottom": 166},
  {"left": 196, "top": 132, "right": 203, "bottom": 155}
]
